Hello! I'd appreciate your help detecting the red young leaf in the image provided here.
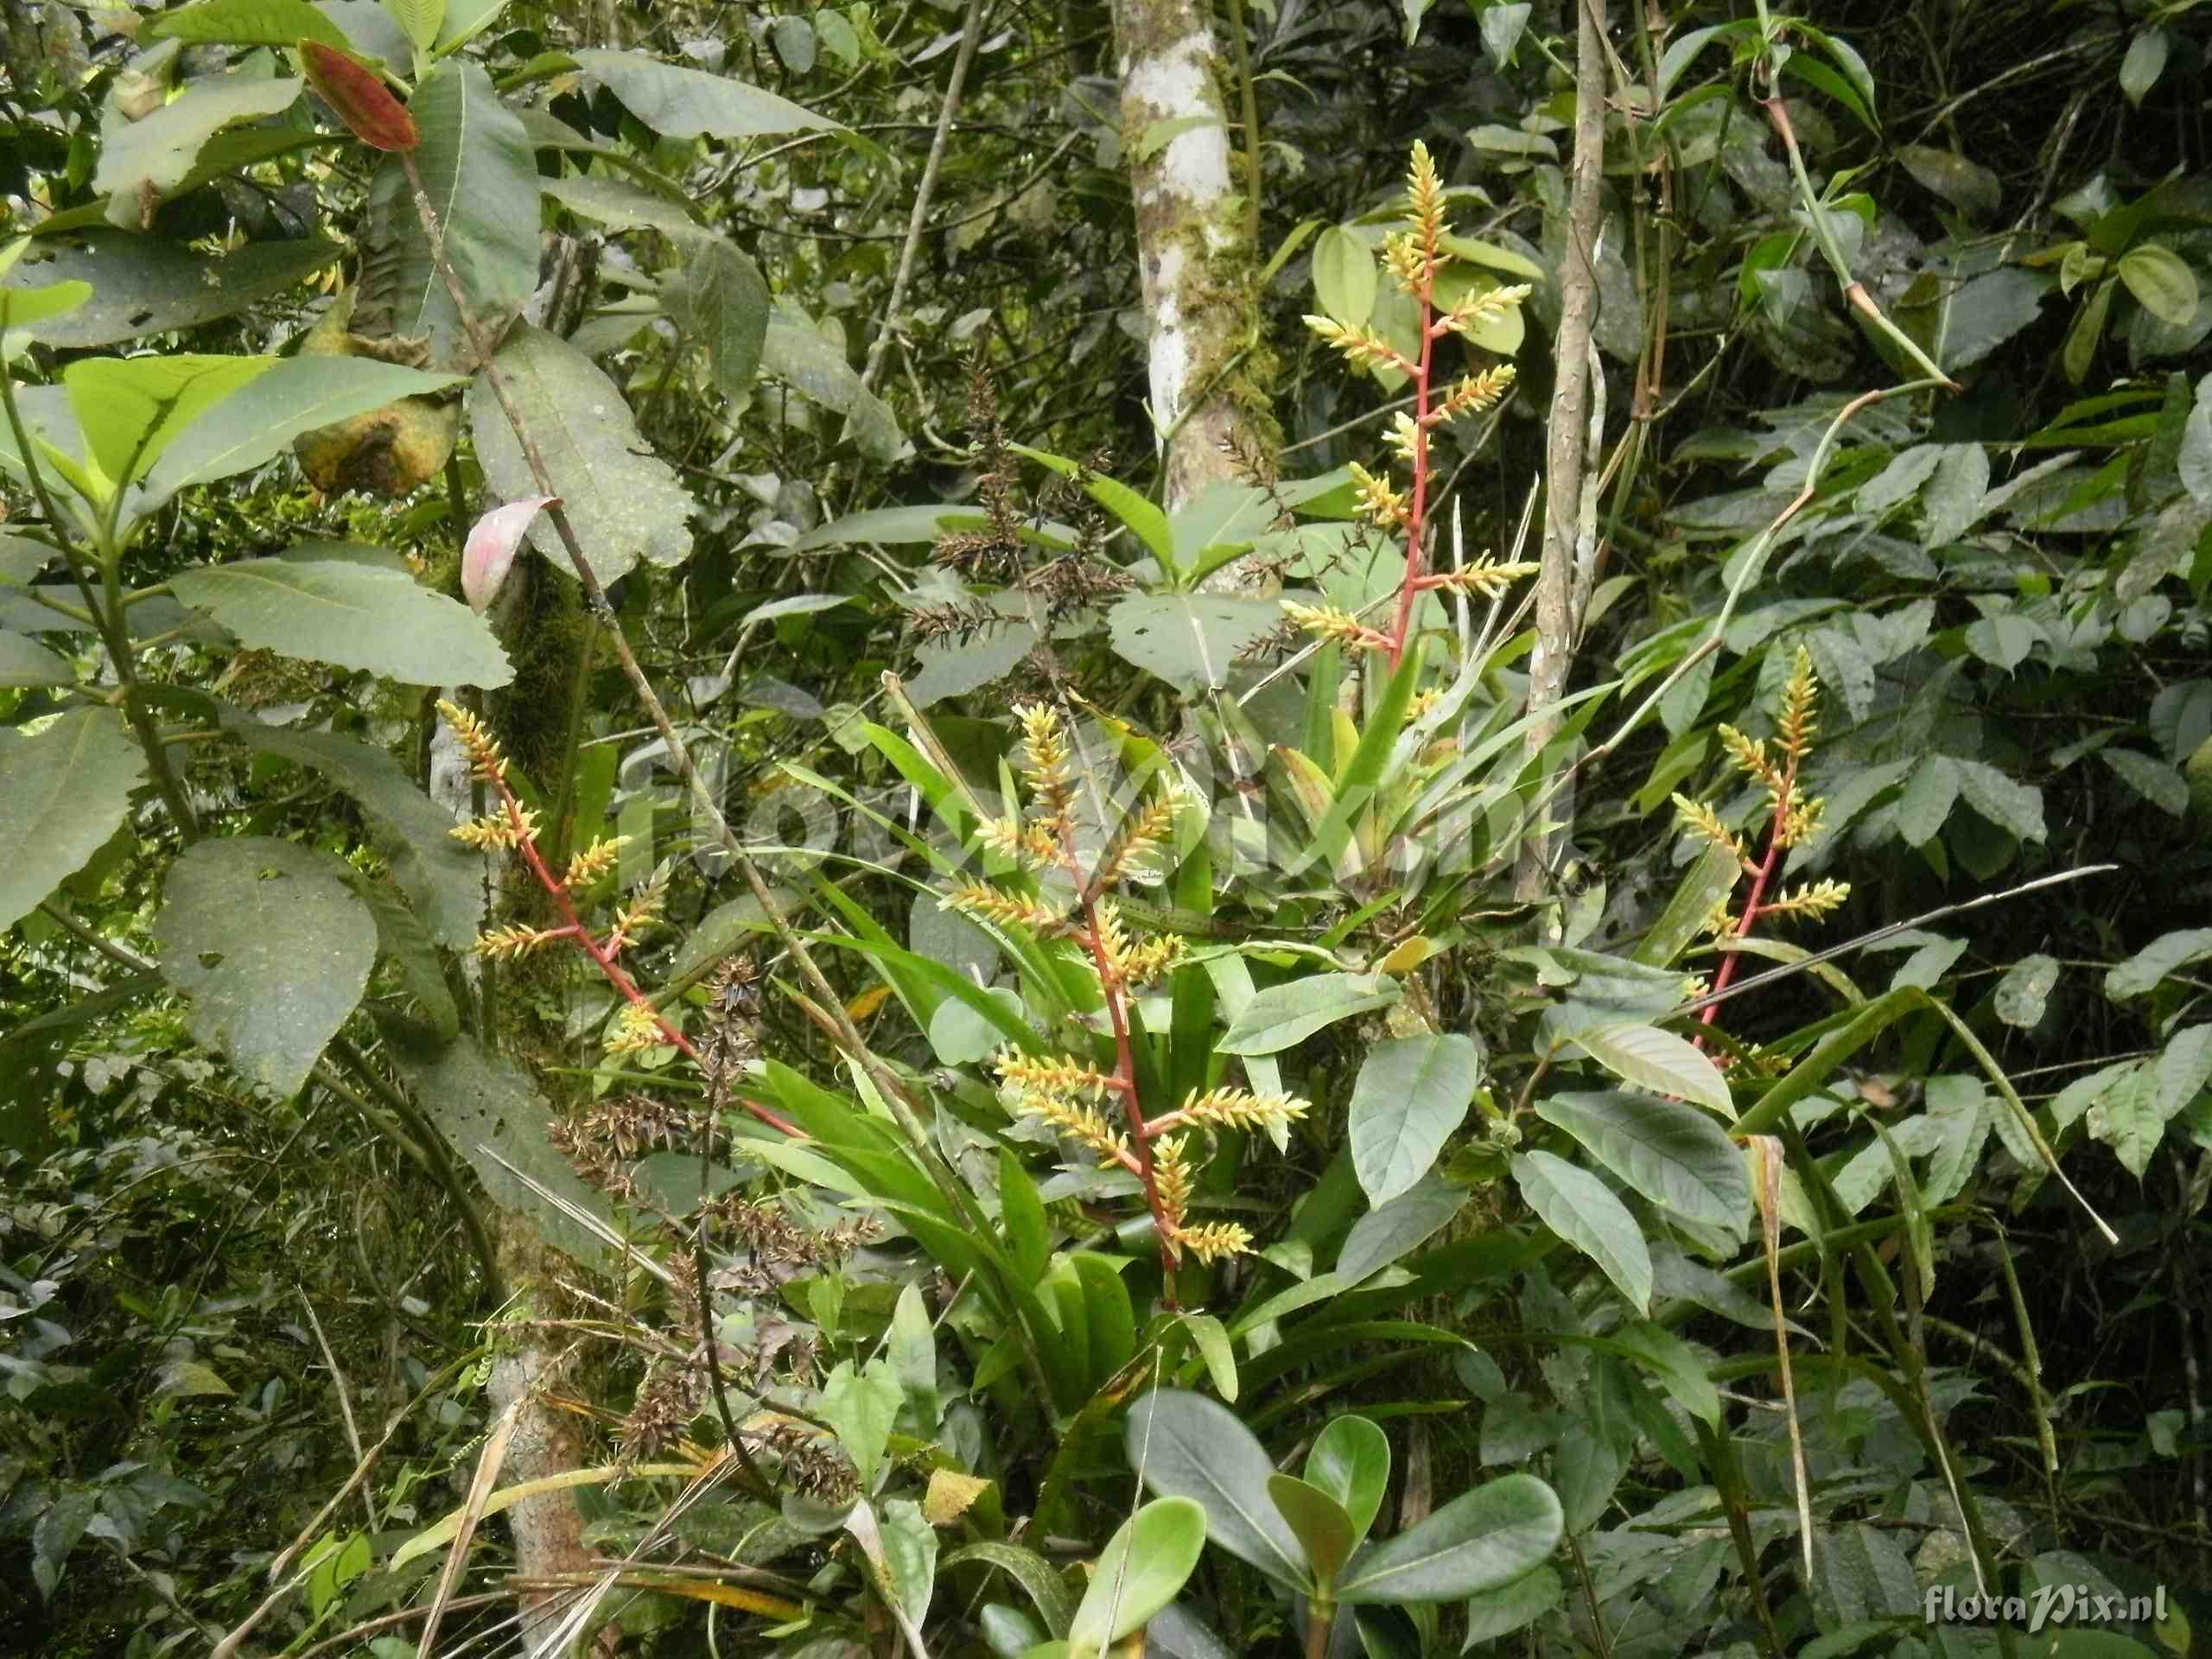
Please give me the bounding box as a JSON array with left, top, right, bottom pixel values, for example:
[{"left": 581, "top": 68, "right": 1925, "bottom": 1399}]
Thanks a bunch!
[
  {"left": 300, "top": 41, "right": 419, "bottom": 152},
  {"left": 463, "top": 495, "right": 558, "bottom": 612}
]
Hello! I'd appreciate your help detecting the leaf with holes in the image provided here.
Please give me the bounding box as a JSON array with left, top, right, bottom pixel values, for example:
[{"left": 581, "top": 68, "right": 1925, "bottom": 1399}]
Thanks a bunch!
[{"left": 153, "top": 837, "right": 377, "bottom": 1097}]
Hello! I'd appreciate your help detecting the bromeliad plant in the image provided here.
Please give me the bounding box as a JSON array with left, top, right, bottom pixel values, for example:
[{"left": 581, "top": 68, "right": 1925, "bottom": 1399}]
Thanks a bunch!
[
  {"left": 1294, "top": 142, "right": 1537, "bottom": 667},
  {"left": 951, "top": 701, "right": 1308, "bottom": 1275},
  {"left": 1669, "top": 648, "right": 1851, "bottom": 1049}
]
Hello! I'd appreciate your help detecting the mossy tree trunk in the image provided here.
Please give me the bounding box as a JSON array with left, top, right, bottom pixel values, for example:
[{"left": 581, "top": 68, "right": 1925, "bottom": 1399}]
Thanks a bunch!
[{"left": 1111, "top": 0, "right": 1273, "bottom": 512}]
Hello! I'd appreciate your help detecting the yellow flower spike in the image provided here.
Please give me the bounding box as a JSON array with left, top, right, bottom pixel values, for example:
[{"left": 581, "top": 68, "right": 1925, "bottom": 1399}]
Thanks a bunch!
[
  {"left": 1178, "top": 1085, "right": 1311, "bottom": 1134},
  {"left": 1427, "top": 557, "right": 1541, "bottom": 597},
  {"left": 1019, "top": 1090, "right": 1129, "bottom": 1166},
  {"left": 1385, "top": 411, "right": 1421, "bottom": 463},
  {"left": 1152, "top": 1135, "right": 1193, "bottom": 1233},
  {"left": 1405, "top": 139, "right": 1446, "bottom": 247},
  {"left": 1171, "top": 1221, "right": 1255, "bottom": 1264},
  {"left": 1433, "top": 363, "right": 1519, "bottom": 423},
  {"left": 1779, "top": 645, "right": 1822, "bottom": 760},
  {"left": 944, "top": 880, "right": 1063, "bottom": 933},
  {"left": 1303, "top": 315, "right": 1408, "bottom": 373},
  {"left": 563, "top": 834, "right": 629, "bottom": 888},
  {"left": 1761, "top": 879, "right": 1852, "bottom": 924},
  {"left": 1670, "top": 793, "right": 1745, "bottom": 862},
  {"left": 1348, "top": 461, "right": 1409, "bottom": 529},
  {"left": 435, "top": 698, "right": 507, "bottom": 783},
  {"left": 604, "top": 1001, "right": 668, "bottom": 1058},
  {"left": 992, "top": 1051, "right": 1118, "bottom": 1099},
  {"left": 473, "top": 923, "right": 558, "bottom": 960}
]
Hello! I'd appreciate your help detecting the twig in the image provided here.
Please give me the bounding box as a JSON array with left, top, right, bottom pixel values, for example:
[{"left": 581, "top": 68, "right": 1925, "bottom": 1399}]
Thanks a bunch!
[{"left": 861, "top": 0, "right": 988, "bottom": 394}]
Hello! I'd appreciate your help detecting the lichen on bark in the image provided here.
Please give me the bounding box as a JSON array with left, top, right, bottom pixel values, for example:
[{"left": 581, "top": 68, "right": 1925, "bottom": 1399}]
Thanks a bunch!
[{"left": 1112, "top": 0, "right": 1274, "bottom": 512}]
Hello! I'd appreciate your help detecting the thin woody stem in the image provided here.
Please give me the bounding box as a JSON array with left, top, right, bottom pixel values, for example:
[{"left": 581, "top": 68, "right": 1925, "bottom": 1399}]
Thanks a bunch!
[{"left": 1385, "top": 235, "right": 1439, "bottom": 668}]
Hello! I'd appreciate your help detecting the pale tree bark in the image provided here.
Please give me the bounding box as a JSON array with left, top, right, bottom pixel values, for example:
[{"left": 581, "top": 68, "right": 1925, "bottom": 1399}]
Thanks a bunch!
[
  {"left": 1112, "top": 0, "right": 1270, "bottom": 512},
  {"left": 1516, "top": 0, "right": 1608, "bottom": 902}
]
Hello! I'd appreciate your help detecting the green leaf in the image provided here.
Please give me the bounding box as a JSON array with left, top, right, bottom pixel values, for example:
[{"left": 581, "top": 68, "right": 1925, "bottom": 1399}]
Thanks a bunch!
[
  {"left": 574, "top": 48, "right": 840, "bottom": 138},
  {"left": 2119, "top": 27, "right": 2169, "bottom": 107},
  {"left": 2118, "top": 245, "right": 2200, "bottom": 328},
  {"left": 0, "top": 232, "right": 340, "bottom": 351},
  {"left": 1335, "top": 1474, "right": 1563, "bottom": 1605},
  {"left": 1896, "top": 145, "right": 2002, "bottom": 222},
  {"left": 144, "top": 0, "right": 353, "bottom": 48},
  {"left": 1511, "top": 1151, "right": 1652, "bottom": 1315},
  {"left": 64, "top": 353, "right": 277, "bottom": 488},
  {"left": 2087, "top": 1063, "right": 2165, "bottom": 1178},
  {"left": 468, "top": 327, "right": 698, "bottom": 584},
  {"left": 1534, "top": 1090, "right": 1750, "bottom": 1241},
  {"left": 664, "top": 235, "right": 771, "bottom": 407},
  {"left": 1312, "top": 226, "right": 1376, "bottom": 327},
  {"left": 1631, "top": 841, "right": 1740, "bottom": 969},
  {"left": 0, "top": 278, "right": 92, "bottom": 358},
  {"left": 169, "top": 552, "right": 513, "bottom": 687},
  {"left": 153, "top": 837, "right": 376, "bottom": 1098},
  {"left": 1350, "top": 1033, "right": 1481, "bottom": 1205},
  {"left": 821, "top": 1358, "right": 903, "bottom": 1487},
  {"left": 880, "top": 1497, "right": 938, "bottom": 1628},
  {"left": 1460, "top": 1564, "right": 1562, "bottom": 1643},
  {"left": 941, "top": 1542, "right": 1077, "bottom": 1639},
  {"left": 1565, "top": 1022, "right": 1732, "bottom": 1116},
  {"left": 1182, "top": 1312, "right": 1236, "bottom": 1402},
  {"left": 137, "top": 355, "right": 463, "bottom": 510},
  {"left": 0, "top": 709, "right": 147, "bottom": 933},
  {"left": 1267, "top": 1476, "right": 1354, "bottom": 1586},
  {"left": 342, "top": 868, "right": 458, "bottom": 1039},
  {"left": 361, "top": 60, "right": 539, "bottom": 369},
  {"left": 2107, "top": 928, "right": 2212, "bottom": 999},
  {"left": 1068, "top": 1497, "right": 1207, "bottom": 1653},
  {"left": 999, "top": 1147, "right": 1050, "bottom": 1287},
  {"left": 93, "top": 74, "right": 303, "bottom": 231},
  {"left": 1106, "top": 594, "right": 1282, "bottom": 691},
  {"left": 1126, "top": 1389, "right": 1311, "bottom": 1595},
  {"left": 1335, "top": 1173, "right": 1465, "bottom": 1283},
  {"left": 1993, "top": 953, "right": 2058, "bottom": 1027},
  {"left": 2064, "top": 275, "right": 2114, "bottom": 385},
  {"left": 0, "top": 631, "right": 71, "bottom": 687},
  {"left": 1605, "top": 1320, "right": 1721, "bottom": 1427},
  {"left": 1218, "top": 972, "right": 1401, "bottom": 1056},
  {"left": 1305, "top": 1414, "right": 1389, "bottom": 1547},
  {"left": 761, "top": 316, "right": 905, "bottom": 460},
  {"left": 1011, "top": 444, "right": 1175, "bottom": 570},
  {"left": 387, "top": 0, "right": 445, "bottom": 54},
  {"left": 384, "top": 1028, "right": 618, "bottom": 1265}
]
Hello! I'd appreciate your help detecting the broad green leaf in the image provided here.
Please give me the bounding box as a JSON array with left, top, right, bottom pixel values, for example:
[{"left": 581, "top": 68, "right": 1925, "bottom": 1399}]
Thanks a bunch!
[
  {"left": 0, "top": 276, "right": 92, "bottom": 358},
  {"left": 1068, "top": 1497, "right": 1207, "bottom": 1653},
  {"left": 0, "top": 631, "right": 71, "bottom": 686},
  {"left": 2155, "top": 1025, "right": 2212, "bottom": 1121},
  {"left": 1182, "top": 1312, "right": 1236, "bottom": 1402},
  {"left": 1606, "top": 1320, "right": 1721, "bottom": 1427},
  {"left": 361, "top": 60, "right": 539, "bottom": 369},
  {"left": 137, "top": 355, "right": 464, "bottom": 510},
  {"left": 820, "top": 1358, "right": 902, "bottom": 1487},
  {"left": 1335, "top": 1173, "right": 1465, "bottom": 1283},
  {"left": 542, "top": 173, "right": 701, "bottom": 238},
  {"left": 1126, "top": 1389, "right": 1311, "bottom": 1594},
  {"left": 2119, "top": 27, "right": 2169, "bottom": 107},
  {"left": 1312, "top": 226, "right": 1376, "bottom": 327},
  {"left": 2107, "top": 929, "right": 2212, "bottom": 998},
  {"left": 1631, "top": 841, "right": 1739, "bottom": 969},
  {"left": 2119, "top": 246, "right": 2198, "bottom": 327},
  {"left": 169, "top": 552, "right": 513, "bottom": 687},
  {"left": 0, "top": 232, "right": 340, "bottom": 351},
  {"left": 880, "top": 1497, "right": 938, "bottom": 1628},
  {"left": 64, "top": 354, "right": 276, "bottom": 488},
  {"left": 341, "top": 869, "right": 458, "bottom": 1039},
  {"left": 0, "top": 709, "right": 147, "bottom": 933},
  {"left": 2087, "top": 1062, "right": 2164, "bottom": 1177},
  {"left": 1461, "top": 1564, "right": 1563, "bottom": 1643},
  {"left": 435, "top": 0, "right": 507, "bottom": 50},
  {"left": 1512, "top": 1151, "right": 1652, "bottom": 1315},
  {"left": 153, "top": 837, "right": 376, "bottom": 1098},
  {"left": 1566, "top": 1022, "right": 1732, "bottom": 1116},
  {"left": 761, "top": 316, "right": 905, "bottom": 461},
  {"left": 2102, "top": 747, "right": 2188, "bottom": 817},
  {"left": 1953, "top": 759, "right": 2044, "bottom": 842},
  {"left": 1350, "top": 1033, "right": 1481, "bottom": 1205},
  {"left": 144, "top": 0, "right": 353, "bottom": 48},
  {"left": 664, "top": 235, "right": 770, "bottom": 407},
  {"left": 387, "top": 0, "right": 444, "bottom": 54},
  {"left": 941, "top": 1542, "right": 1077, "bottom": 1638},
  {"left": 1218, "top": 972, "right": 1400, "bottom": 1055},
  {"left": 1535, "top": 1090, "right": 1750, "bottom": 1241},
  {"left": 467, "top": 327, "right": 697, "bottom": 584},
  {"left": 1267, "top": 1476, "right": 1354, "bottom": 1586},
  {"left": 574, "top": 48, "right": 840, "bottom": 138},
  {"left": 94, "top": 75, "right": 303, "bottom": 231},
  {"left": 225, "top": 716, "right": 487, "bottom": 948},
  {"left": 1305, "top": 1414, "right": 1389, "bottom": 1547},
  {"left": 1335, "top": 1474, "right": 1563, "bottom": 1605},
  {"left": 1896, "top": 145, "right": 2001, "bottom": 221},
  {"left": 1106, "top": 594, "right": 1282, "bottom": 691}
]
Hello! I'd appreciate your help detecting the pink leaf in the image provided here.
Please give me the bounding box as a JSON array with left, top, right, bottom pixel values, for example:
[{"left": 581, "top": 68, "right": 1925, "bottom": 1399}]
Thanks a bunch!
[{"left": 462, "top": 495, "right": 556, "bottom": 613}]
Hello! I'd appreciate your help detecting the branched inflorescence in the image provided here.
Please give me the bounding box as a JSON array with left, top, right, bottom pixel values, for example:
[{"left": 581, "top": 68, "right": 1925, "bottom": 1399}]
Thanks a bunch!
[
  {"left": 1671, "top": 649, "right": 1852, "bottom": 1045},
  {"left": 1298, "top": 143, "right": 1538, "bottom": 666},
  {"left": 944, "top": 702, "right": 1306, "bottom": 1274},
  {"left": 437, "top": 700, "right": 796, "bottom": 1135}
]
